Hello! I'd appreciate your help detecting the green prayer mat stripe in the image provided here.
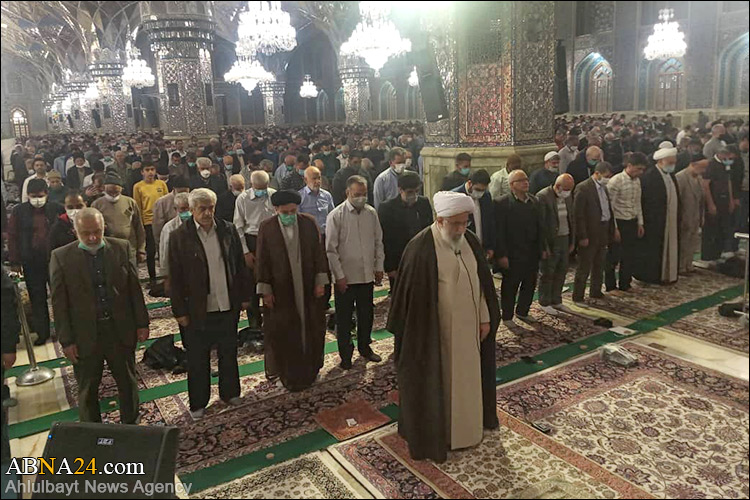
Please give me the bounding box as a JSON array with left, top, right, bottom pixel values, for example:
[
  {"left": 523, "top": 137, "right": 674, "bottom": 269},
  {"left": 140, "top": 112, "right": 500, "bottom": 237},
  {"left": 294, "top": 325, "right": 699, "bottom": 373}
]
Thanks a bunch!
[
  {"left": 9, "top": 288, "right": 392, "bottom": 377},
  {"left": 173, "top": 283, "right": 744, "bottom": 493}
]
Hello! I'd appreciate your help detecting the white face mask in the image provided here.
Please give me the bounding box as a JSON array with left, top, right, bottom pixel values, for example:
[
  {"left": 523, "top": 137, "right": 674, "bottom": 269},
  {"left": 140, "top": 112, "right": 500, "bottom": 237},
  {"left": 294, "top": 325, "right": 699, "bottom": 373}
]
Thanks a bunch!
[
  {"left": 29, "top": 196, "right": 47, "bottom": 208},
  {"left": 66, "top": 209, "right": 79, "bottom": 220},
  {"left": 405, "top": 158, "right": 413, "bottom": 168},
  {"left": 200, "top": 169, "right": 211, "bottom": 179},
  {"left": 104, "top": 194, "right": 121, "bottom": 203},
  {"left": 470, "top": 189, "right": 485, "bottom": 200},
  {"left": 557, "top": 189, "right": 571, "bottom": 199},
  {"left": 597, "top": 177, "right": 610, "bottom": 187},
  {"left": 393, "top": 163, "right": 406, "bottom": 174},
  {"left": 350, "top": 196, "right": 367, "bottom": 209}
]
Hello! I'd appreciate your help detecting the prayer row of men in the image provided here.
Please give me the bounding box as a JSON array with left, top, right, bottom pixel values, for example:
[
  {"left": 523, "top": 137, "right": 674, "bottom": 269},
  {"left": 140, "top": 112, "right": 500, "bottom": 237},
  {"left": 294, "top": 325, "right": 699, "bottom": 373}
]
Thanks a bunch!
[{"left": 2, "top": 141, "right": 740, "bottom": 463}]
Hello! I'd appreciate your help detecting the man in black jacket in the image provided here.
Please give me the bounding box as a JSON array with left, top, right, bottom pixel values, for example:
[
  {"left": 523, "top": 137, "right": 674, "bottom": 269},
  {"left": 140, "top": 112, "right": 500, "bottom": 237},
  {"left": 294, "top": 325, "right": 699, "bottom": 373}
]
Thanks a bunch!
[
  {"left": 168, "top": 188, "right": 251, "bottom": 420},
  {"left": 332, "top": 151, "right": 364, "bottom": 206},
  {"left": 7, "top": 179, "right": 64, "bottom": 345},
  {"left": 216, "top": 174, "right": 245, "bottom": 222},
  {"left": 378, "top": 172, "right": 433, "bottom": 289},
  {"left": 190, "top": 157, "right": 228, "bottom": 195}
]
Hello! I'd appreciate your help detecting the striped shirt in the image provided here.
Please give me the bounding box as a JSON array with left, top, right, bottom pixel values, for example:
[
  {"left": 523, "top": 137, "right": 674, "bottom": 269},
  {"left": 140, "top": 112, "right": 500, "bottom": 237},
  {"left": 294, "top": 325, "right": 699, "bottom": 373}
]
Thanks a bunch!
[{"left": 607, "top": 171, "right": 643, "bottom": 226}]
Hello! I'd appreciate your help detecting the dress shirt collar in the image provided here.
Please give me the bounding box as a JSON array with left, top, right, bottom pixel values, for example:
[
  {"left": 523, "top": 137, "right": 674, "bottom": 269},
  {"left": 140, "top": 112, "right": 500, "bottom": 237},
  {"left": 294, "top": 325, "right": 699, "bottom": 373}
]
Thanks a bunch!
[
  {"left": 512, "top": 191, "right": 532, "bottom": 203},
  {"left": 303, "top": 186, "right": 319, "bottom": 197},
  {"left": 194, "top": 218, "right": 216, "bottom": 236}
]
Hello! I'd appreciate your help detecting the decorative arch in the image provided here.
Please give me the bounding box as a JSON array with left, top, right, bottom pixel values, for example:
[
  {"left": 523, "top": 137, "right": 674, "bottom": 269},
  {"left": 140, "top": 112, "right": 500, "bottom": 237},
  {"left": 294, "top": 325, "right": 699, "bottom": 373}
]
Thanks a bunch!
[
  {"left": 10, "top": 107, "right": 29, "bottom": 138},
  {"left": 574, "top": 52, "right": 613, "bottom": 113},
  {"left": 652, "top": 58, "right": 684, "bottom": 111},
  {"left": 378, "top": 81, "right": 397, "bottom": 121},
  {"left": 718, "top": 32, "right": 749, "bottom": 108},
  {"left": 405, "top": 85, "right": 424, "bottom": 119},
  {"left": 316, "top": 89, "right": 330, "bottom": 122},
  {"left": 334, "top": 87, "right": 345, "bottom": 122}
]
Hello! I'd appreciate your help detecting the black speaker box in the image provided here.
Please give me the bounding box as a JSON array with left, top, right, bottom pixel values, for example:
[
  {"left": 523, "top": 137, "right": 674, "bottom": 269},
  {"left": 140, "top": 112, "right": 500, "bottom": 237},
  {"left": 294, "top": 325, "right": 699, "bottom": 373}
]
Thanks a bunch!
[
  {"left": 410, "top": 34, "right": 449, "bottom": 122},
  {"left": 32, "top": 422, "right": 179, "bottom": 499}
]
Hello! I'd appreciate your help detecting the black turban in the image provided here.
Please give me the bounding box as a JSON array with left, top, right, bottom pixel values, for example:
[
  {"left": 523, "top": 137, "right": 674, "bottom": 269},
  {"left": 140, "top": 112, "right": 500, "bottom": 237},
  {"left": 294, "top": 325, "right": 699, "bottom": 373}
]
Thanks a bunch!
[{"left": 271, "top": 190, "right": 302, "bottom": 206}]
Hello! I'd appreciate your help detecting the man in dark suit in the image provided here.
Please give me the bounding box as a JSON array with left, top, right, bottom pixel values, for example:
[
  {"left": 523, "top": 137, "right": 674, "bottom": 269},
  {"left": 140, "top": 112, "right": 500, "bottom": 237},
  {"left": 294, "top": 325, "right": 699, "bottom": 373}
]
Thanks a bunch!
[
  {"left": 50, "top": 208, "right": 150, "bottom": 424},
  {"left": 567, "top": 146, "right": 603, "bottom": 186},
  {"left": 452, "top": 169, "right": 496, "bottom": 258},
  {"left": 572, "top": 161, "right": 615, "bottom": 305},
  {"left": 378, "top": 172, "right": 433, "bottom": 289},
  {"left": 441, "top": 153, "right": 472, "bottom": 191},
  {"left": 537, "top": 174, "right": 576, "bottom": 315}
]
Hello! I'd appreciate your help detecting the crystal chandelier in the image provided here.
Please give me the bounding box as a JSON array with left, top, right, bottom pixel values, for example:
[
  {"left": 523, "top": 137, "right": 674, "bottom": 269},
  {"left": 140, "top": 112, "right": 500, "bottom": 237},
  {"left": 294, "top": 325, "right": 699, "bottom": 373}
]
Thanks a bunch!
[
  {"left": 408, "top": 66, "right": 419, "bottom": 87},
  {"left": 299, "top": 74, "right": 318, "bottom": 99},
  {"left": 83, "top": 81, "right": 100, "bottom": 103},
  {"left": 122, "top": 41, "right": 156, "bottom": 88},
  {"left": 644, "top": 9, "right": 687, "bottom": 61},
  {"left": 341, "top": 1, "right": 411, "bottom": 76},
  {"left": 236, "top": 1, "right": 297, "bottom": 56},
  {"left": 225, "top": 56, "right": 274, "bottom": 94}
]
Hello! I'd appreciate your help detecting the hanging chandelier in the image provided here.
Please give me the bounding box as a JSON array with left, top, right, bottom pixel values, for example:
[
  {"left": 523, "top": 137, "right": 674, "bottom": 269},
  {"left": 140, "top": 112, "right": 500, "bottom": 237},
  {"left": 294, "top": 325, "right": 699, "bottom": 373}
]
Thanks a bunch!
[
  {"left": 225, "top": 56, "right": 275, "bottom": 94},
  {"left": 236, "top": 1, "right": 297, "bottom": 56},
  {"left": 643, "top": 9, "right": 687, "bottom": 61},
  {"left": 83, "top": 81, "right": 100, "bottom": 103},
  {"left": 340, "top": 1, "right": 411, "bottom": 76},
  {"left": 299, "top": 74, "right": 318, "bottom": 99},
  {"left": 122, "top": 41, "right": 156, "bottom": 89},
  {"left": 408, "top": 66, "right": 419, "bottom": 87}
]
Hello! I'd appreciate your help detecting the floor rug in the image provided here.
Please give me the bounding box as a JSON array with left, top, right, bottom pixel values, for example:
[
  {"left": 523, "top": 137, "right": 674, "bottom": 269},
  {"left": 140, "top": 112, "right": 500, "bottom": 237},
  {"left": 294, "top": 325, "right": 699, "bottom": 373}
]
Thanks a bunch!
[
  {"left": 496, "top": 343, "right": 749, "bottom": 499},
  {"left": 668, "top": 305, "right": 749, "bottom": 354},
  {"left": 374, "top": 413, "right": 647, "bottom": 499},
  {"left": 191, "top": 452, "right": 368, "bottom": 499}
]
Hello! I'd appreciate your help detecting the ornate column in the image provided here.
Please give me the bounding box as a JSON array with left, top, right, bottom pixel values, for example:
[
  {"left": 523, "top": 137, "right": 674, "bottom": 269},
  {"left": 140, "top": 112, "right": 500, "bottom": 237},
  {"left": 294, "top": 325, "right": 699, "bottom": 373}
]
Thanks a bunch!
[
  {"left": 140, "top": 1, "right": 218, "bottom": 137},
  {"left": 64, "top": 74, "right": 92, "bottom": 133},
  {"left": 259, "top": 81, "right": 286, "bottom": 126},
  {"left": 339, "top": 56, "right": 373, "bottom": 124},
  {"left": 89, "top": 49, "right": 134, "bottom": 134},
  {"left": 418, "top": 2, "right": 556, "bottom": 198}
]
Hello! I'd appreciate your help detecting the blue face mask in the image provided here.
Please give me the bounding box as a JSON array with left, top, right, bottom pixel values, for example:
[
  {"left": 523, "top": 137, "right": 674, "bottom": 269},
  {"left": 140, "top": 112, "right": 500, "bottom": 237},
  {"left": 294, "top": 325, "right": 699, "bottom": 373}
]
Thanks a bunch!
[
  {"left": 588, "top": 159, "right": 599, "bottom": 167},
  {"left": 188, "top": 162, "right": 196, "bottom": 167},
  {"left": 255, "top": 189, "right": 267, "bottom": 198},
  {"left": 460, "top": 167, "right": 470, "bottom": 176},
  {"left": 722, "top": 159, "right": 734, "bottom": 167},
  {"left": 299, "top": 168, "right": 306, "bottom": 177},
  {"left": 78, "top": 240, "right": 105, "bottom": 253},
  {"left": 179, "top": 211, "right": 191, "bottom": 222}
]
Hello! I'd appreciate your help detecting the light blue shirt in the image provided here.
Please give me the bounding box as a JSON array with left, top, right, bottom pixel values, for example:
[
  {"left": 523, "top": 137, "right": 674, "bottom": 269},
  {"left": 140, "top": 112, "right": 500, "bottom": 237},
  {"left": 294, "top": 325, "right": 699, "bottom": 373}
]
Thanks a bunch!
[
  {"left": 594, "top": 179, "right": 612, "bottom": 222},
  {"left": 274, "top": 164, "right": 294, "bottom": 187},
  {"left": 373, "top": 168, "right": 400, "bottom": 210},
  {"left": 299, "top": 186, "right": 335, "bottom": 232}
]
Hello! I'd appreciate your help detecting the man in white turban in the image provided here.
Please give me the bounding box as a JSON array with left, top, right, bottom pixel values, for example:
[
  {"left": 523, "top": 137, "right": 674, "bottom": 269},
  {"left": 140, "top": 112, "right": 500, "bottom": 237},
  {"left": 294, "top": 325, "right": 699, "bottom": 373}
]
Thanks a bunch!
[
  {"left": 387, "top": 191, "right": 500, "bottom": 462},
  {"left": 635, "top": 145, "right": 680, "bottom": 284}
]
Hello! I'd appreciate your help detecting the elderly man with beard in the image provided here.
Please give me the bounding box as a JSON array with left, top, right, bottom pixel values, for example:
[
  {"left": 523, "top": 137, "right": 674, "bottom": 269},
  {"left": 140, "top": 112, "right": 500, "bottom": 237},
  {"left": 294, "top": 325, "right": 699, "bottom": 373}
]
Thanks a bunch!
[{"left": 387, "top": 190, "right": 500, "bottom": 462}]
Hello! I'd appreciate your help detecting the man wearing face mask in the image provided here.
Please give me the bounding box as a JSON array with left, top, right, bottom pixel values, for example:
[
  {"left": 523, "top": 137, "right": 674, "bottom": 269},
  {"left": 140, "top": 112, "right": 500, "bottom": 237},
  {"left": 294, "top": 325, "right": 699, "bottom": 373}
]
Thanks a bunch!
[
  {"left": 47, "top": 170, "right": 67, "bottom": 206},
  {"left": 66, "top": 152, "right": 93, "bottom": 191},
  {"left": 530, "top": 151, "right": 561, "bottom": 195},
  {"left": 158, "top": 192, "right": 191, "bottom": 295},
  {"left": 568, "top": 146, "right": 603, "bottom": 186},
  {"left": 185, "top": 152, "right": 198, "bottom": 180},
  {"left": 21, "top": 158, "right": 49, "bottom": 203},
  {"left": 441, "top": 153, "right": 472, "bottom": 192},
  {"left": 453, "top": 169, "right": 496, "bottom": 259},
  {"left": 92, "top": 172, "right": 147, "bottom": 268},
  {"left": 558, "top": 134, "right": 580, "bottom": 174},
  {"left": 280, "top": 155, "right": 308, "bottom": 192},
  {"left": 152, "top": 175, "right": 191, "bottom": 249},
  {"left": 378, "top": 172, "right": 433, "bottom": 289},
  {"left": 572, "top": 161, "right": 615, "bottom": 306},
  {"left": 7, "top": 179, "right": 64, "bottom": 345},
  {"left": 256, "top": 190, "right": 329, "bottom": 391},
  {"left": 50, "top": 191, "right": 87, "bottom": 252},
  {"left": 274, "top": 154, "right": 297, "bottom": 189},
  {"left": 605, "top": 152, "right": 647, "bottom": 292},
  {"left": 190, "top": 157, "right": 228, "bottom": 195},
  {"left": 537, "top": 174, "right": 575, "bottom": 315},
  {"left": 701, "top": 147, "right": 737, "bottom": 263},
  {"left": 234, "top": 170, "right": 277, "bottom": 330},
  {"left": 326, "top": 176, "right": 385, "bottom": 369},
  {"left": 216, "top": 174, "right": 245, "bottom": 223},
  {"left": 373, "top": 147, "right": 408, "bottom": 210},
  {"left": 312, "top": 141, "right": 341, "bottom": 182},
  {"left": 387, "top": 191, "right": 500, "bottom": 461},
  {"left": 50, "top": 208, "right": 149, "bottom": 424},
  {"left": 332, "top": 150, "right": 365, "bottom": 206},
  {"left": 634, "top": 146, "right": 680, "bottom": 285},
  {"left": 602, "top": 132, "right": 624, "bottom": 174}
]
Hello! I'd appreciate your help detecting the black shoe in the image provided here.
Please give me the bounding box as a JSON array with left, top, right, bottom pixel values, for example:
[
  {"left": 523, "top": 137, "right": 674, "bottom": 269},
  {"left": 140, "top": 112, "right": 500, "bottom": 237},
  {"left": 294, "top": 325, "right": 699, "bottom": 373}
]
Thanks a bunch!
[
  {"left": 33, "top": 337, "right": 48, "bottom": 346},
  {"left": 619, "top": 285, "right": 632, "bottom": 292},
  {"left": 361, "top": 352, "right": 382, "bottom": 363},
  {"left": 590, "top": 292, "right": 605, "bottom": 299},
  {"left": 339, "top": 359, "right": 352, "bottom": 370}
]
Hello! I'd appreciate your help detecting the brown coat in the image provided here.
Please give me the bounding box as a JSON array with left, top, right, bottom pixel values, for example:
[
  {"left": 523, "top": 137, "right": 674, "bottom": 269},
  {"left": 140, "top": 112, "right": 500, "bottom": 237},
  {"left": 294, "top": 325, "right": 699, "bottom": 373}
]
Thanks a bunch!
[
  {"left": 49, "top": 238, "right": 149, "bottom": 358},
  {"left": 537, "top": 185, "right": 576, "bottom": 250},
  {"left": 168, "top": 217, "right": 251, "bottom": 329},
  {"left": 255, "top": 214, "right": 329, "bottom": 390},
  {"left": 573, "top": 177, "right": 615, "bottom": 245}
]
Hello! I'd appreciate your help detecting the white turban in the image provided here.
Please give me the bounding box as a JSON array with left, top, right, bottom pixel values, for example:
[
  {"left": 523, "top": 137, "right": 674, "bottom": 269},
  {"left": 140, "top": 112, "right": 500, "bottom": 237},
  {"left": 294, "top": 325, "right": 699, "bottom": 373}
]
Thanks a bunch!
[
  {"left": 433, "top": 191, "right": 475, "bottom": 218},
  {"left": 654, "top": 147, "right": 678, "bottom": 161},
  {"left": 658, "top": 140, "right": 674, "bottom": 149}
]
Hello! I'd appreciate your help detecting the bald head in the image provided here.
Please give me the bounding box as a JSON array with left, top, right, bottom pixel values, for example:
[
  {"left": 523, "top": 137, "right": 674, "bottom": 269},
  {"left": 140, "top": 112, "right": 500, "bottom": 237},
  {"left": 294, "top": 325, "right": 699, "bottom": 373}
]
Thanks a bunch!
[
  {"left": 75, "top": 208, "right": 105, "bottom": 251},
  {"left": 229, "top": 174, "right": 245, "bottom": 193},
  {"left": 305, "top": 166, "right": 322, "bottom": 192},
  {"left": 585, "top": 146, "right": 603, "bottom": 163},
  {"left": 508, "top": 169, "right": 529, "bottom": 198},
  {"left": 554, "top": 173, "right": 574, "bottom": 192},
  {"left": 313, "top": 159, "right": 324, "bottom": 170}
]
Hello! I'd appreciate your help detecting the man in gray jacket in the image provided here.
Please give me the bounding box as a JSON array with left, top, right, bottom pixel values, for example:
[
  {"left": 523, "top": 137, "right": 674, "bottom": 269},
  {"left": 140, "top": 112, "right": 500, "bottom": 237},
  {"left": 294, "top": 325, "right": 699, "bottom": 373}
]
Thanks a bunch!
[{"left": 537, "top": 174, "right": 576, "bottom": 315}]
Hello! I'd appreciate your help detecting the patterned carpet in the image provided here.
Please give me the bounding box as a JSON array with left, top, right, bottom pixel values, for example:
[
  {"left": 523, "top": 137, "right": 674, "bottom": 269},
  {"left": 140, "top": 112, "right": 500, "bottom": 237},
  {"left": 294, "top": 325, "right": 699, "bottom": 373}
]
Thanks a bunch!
[{"left": 496, "top": 343, "right": 749, "bottom": 499}]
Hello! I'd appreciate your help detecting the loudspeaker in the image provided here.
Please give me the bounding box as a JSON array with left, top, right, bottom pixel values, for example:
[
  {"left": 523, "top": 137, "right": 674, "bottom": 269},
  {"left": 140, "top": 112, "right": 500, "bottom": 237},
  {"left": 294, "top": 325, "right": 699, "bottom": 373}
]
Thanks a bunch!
[
  {"left": 554, "top": 40, "right": 570, "bottom": 114},
  {"left": 32, "top": 422, "right": 179, "bottom": 499},
  {"left": 410, "top": 34, "right": 449, "bottom": 123}
]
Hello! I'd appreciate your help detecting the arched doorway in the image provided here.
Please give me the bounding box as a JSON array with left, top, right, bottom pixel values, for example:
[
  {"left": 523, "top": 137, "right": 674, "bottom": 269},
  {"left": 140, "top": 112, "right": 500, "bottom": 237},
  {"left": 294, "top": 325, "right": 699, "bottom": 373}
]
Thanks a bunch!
[
  {"left": 316, "top": 89, "right": 330, "bottom": 122},
  {"left": 10, "top": 108, "right": 29, "bottom": 138},
  {"left": 378, "top": 81, "right": 397, "bottom": 121},
  {"left": 574, "top": 52, "right": 613, "bottom": 113},
  {"left": 334, "top": 88, "right": 345, "bottom": 122},
  {"left": 405, "top": 86, "right": 424, "bottom": 119},
  {"left": 654, "top": 58, "right": 684, "bottom": 111},
  {"left": 718, "top": 32, "right": 749, "bottom": 108}
]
